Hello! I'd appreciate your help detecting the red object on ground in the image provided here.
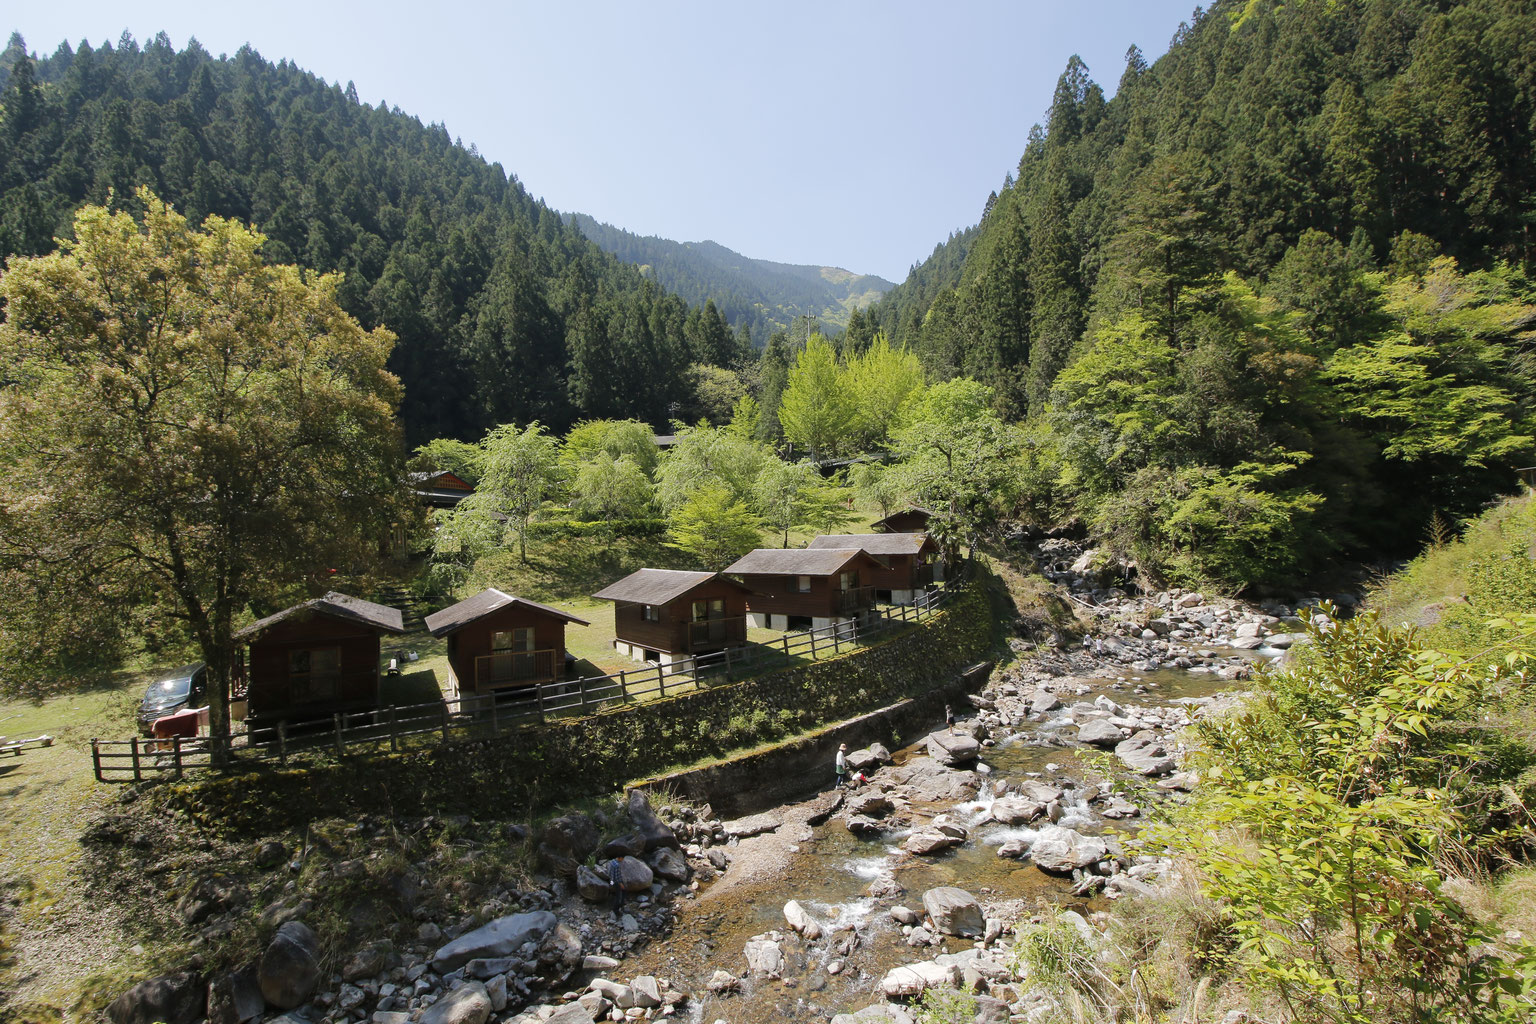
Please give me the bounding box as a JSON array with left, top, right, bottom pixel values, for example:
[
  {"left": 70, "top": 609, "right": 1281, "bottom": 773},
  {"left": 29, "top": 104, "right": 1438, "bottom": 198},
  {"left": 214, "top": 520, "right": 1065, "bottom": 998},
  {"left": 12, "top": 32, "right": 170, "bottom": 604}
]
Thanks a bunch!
[{"left": 151, "top": 707, "right": 202, "bottom": 740}]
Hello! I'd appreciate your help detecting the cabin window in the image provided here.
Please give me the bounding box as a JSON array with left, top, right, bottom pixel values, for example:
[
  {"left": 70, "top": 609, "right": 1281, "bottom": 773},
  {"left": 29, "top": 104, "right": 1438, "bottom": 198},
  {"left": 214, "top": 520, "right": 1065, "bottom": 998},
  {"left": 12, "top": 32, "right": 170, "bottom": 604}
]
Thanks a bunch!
[
  {"left": 492, "top": 628, "right": 535, "bottom": 652},
  {"left": 839, "top": 571, "right": 857, "bottom": 591},
  {"left": 289, "top": 646, "right": 341, "bottom": 703},
  {"left": 795, "top": 575, "right": 812, "bottom": 593},
  {"left": 692, "top": 598, "right": 725, "bottom": 621},
  {"left": 642, "top": 604, "right": 660, "bottom": 622}
]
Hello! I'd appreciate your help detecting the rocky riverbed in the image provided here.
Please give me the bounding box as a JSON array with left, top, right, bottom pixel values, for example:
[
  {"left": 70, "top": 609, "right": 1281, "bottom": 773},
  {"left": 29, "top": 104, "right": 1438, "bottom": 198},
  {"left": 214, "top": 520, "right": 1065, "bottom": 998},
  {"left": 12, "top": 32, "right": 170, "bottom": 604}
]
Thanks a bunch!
[{"left": 103, "top": 540, "right": 1339, "bottom": 1024}]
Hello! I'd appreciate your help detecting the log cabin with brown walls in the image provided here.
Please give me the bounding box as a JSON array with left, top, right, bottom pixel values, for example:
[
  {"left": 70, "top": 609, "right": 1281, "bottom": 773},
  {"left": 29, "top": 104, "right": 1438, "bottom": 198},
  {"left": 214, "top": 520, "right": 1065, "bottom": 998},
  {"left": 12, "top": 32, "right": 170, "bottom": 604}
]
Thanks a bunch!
[
  {"left": 593, "top": 569, "right": 752, "bottom": 666},
  {"left": 871, "top": 507, "right": 933, "bottom": 535},
  {"left": 806, "top": 533, "right": 943, "bottom": 603},
  {"left": 236, "top": 592, "right": 405, "bottom": 725},
  {"left": 723, "top": 548, "right": 888, "bottom": 631},
  {"left": 408, "top": 469, "right": 475, "bottom": 509},
  {"left": 425, "top": 589, "right": 589, "bottom": 694}
]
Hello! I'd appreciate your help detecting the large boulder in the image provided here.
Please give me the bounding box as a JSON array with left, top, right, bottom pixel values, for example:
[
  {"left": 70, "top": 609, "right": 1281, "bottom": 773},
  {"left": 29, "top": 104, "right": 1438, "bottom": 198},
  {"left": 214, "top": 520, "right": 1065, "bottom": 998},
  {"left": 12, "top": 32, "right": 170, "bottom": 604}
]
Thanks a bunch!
[
  {"left": 904, "top": 830, "right": 958, "bottom": 856},
  {"left": 879, "top": 960, "right": 961, "bottom": 998},
  {"left": 648, "top": 846, "right": 690, "bottom": 883},
  {"left": 431, "top": 911, "right": 558, "bottom": 973},
  {"left": 922, "top": 887, "right": 984, "bottom": 938},
  {"left": 538, "top": 922, "right": 585, "bottom": 983},
  {"left": 420, "top": 981, "right": 492, "bottom": 1024},
  {"left": 576, "top": 863, "right": 613, "bottom": 902},
  {"left": 107, "top": 972, "right": 205, "bottom": 1024},
  {"left": 744, "top": 937, "right": 784, "bottom": 977},
  {"left": 926, "top": 730, "right": 980, "bottom": 766},
  {"left": 545, "top": 1004, "right": 598, "bottom": 1024},
  {"left": 539, "top": 813, "right": 600, "bottom": 877},
  {"left": 987, "top": 796, "right": 1045, "bottom": 825},
  {"left": 625, "top": 790, "right": 678, "bottom": 850},
  {"left": 1115, "top": 731, "right": 1177, "bottom": 776},
  {"left": 1029, "top": 826, "right": 1110, "bottom": 875},
  {"left": 894, "top": 758, "right": 982, "bottom": 803},
  {"left": 845, "top": 747, "right": 882, "bottom": 772},
  {"left": 601, "top": 831, "right": 648, "bottom": 858},
  {"left": 205, "top": 965, "right": 263, "bottom": 1024},
  {"left": 1077, "top": 720, "right": 1123, "bottom": 748},
  {"left": 847, "top": 791, "right": 894, "bottom": 817},
  {"left": 783, "top": 900, "right": 824, "bottom": 940},
  {"left": 258, "top": 920, "right": 321, "bottom": 1010},
  {"left": 608, "top": 855, "right": 654, "bottom": 892}
]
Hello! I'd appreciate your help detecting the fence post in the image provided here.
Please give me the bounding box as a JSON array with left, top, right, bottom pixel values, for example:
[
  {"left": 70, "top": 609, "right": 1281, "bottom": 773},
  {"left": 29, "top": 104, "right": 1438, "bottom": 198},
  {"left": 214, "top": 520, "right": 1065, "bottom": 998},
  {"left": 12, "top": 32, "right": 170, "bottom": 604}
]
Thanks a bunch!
[
  {"left": 440, "top": 702, "right": 451, "bottom": 743},
  {"left": 390, "top": 706, "right": 399, "bottom": 751},
  {"left": 172, "top": 736, "right": 184, "bottom": 780},
  {"left": 130, "top": 737, "right": 142, "bottom": 782},
  {"left": 489, "top": 695, "right": 499, "bottom": 735},
  {"left": 278, "top": 720, "right": 288, "bottom": 766},
  {"left": 579, "top": 675, "right": 589, "bottom": 713},
  {"left": 657, "top": 663, "right": 666, "bottom": 700},
  {"left": 334, "top": 713, "right": 345, "bottom": 757},
  {"left": 91, "top": 739, "right": 103, "bottom": 783},
  {"left": 722, "top": 646, "right": 733, "bottom": 682}
]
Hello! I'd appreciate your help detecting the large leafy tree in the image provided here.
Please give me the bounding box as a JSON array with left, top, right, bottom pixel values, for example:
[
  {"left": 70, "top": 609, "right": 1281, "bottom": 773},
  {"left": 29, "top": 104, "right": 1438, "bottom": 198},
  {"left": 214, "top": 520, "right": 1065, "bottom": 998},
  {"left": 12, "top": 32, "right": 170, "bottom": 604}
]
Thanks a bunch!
[
  {"left": 0, "top": 191, "right": 408, "bottom": 739},
  {"left": 475, "top": 422, "right": 563, "bottom": 562},
  {"left": 667, "top": 485, "right": 761, "bottom": 571},
  {"left": 778, "top": 333, "right": 853, "bottom": 461}
]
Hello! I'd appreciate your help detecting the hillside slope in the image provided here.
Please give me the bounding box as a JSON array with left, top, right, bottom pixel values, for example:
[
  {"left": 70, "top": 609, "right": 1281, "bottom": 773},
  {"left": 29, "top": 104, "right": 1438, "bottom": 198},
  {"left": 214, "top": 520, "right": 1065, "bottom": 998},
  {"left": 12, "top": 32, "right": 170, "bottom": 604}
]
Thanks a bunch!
[{"left": 565, "top": 213, "right": 893, "bottom": 343}]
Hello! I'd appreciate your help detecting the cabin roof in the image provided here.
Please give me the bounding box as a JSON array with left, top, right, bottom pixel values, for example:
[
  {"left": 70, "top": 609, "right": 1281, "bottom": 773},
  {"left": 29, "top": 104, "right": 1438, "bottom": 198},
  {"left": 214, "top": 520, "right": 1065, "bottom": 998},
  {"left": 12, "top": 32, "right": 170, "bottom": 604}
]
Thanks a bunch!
[
  {"left": 424, "top": 588, "right": 590, "bottom": 637},
  {"left": 406, "top": 469, "right": 473, "bottom": 490},
  {"left": 593, "top": 568, "right": 748, "bottom": 606},
  {"left": 871, "top": 507, "right": 934, "bottom": 532},
  {"left": 806, "top": 533, "right": 934, "bottom": 556},
  {"left": 236, "top": 591, "right": 405, "bottom": 640},
  {"left": 724, "top": 547, "right": 888, "bottom": 576}
]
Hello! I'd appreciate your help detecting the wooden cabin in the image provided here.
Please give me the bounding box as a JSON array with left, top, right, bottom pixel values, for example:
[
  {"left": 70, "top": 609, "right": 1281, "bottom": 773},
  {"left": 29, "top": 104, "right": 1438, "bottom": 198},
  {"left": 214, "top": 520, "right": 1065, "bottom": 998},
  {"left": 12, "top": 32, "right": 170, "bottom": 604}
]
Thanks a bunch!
[
  {"left": 871, "top": 507, "right": 933, "bottom": 535},
  {"left": 806, "top": 533, "right": 943, "bottom": 603},
  {"left": 425, "top": 589, "right": 589, "bottom": 694},
  {"left": 724, "top": 548, "right": 888, "bottom": 631},
  {"left": 408, "top": 469, "right": 475, "bottom": 509},
  {"left": 235, "top": 592, "right": 405, "bottom": 724},
  {"left": 593, "top": 569, "right": 751, "bottom": 666}
]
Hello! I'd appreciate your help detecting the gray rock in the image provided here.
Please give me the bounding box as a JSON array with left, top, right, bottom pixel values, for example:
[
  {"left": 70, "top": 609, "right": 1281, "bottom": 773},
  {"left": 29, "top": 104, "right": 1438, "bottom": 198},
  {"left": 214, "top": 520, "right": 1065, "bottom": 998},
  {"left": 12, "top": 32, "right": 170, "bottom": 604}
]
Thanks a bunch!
[
  {"left": 258, "top": 920, "right": 321, "bottom": 1010},
  {"left": 420, "top": 981, "right": 491, "bottom": 1024},
  {"left": 831, "top": 1006, "right": 916, "bottom": 1024},
  {"left": 846, "top": 814, "right": 884, "bottom": 835},
  {"left": 465, "top": 957, "right": 517, "bottom": 979},
  {"left": 431, "top": 911, "right": 558, "bottom": 973},
  {"left": 846, "top": 791, "right": 894, "bottom": 817},
  {"left": 1076, "top": 720, "right": 1123, "bottom": 748},
  {"left": 974, "top": 995, "right": 1011, "bottom": 1024},
  {"left": 601, "top": 831, "right": 648, "bottom": 858},
  {"left": 575, "top": 863, "right": 612, "bottom": 902},
  {"left": 926, "top": 729, "right": 981, "bottom": 766},
  {"left": 107, "top": 972, "right": 205, "bottom": 1024},
  {"left": 889, "top": 905, "right": 919, "bottom": 926},
  {"left": 706, "top": 969, "right": 740, "bottom": 993},
  {"left": 1028, "top": 690, "right": 1062, "bottom": 714},
  {"left": 582, "top": 954, "right": 621, "bottom": 971},
  {"left": 485, "top": 974, "right": 508, "bottom": 1012},
  {"left": 625, "top": 789, "right": 678, "bottom": 850},
  {"left": 744, "top": 938, "right": 784, "bottom": 978},
  {"left": 906, "top": 925, "right": 933, "bottom": 946},
  {"left": 845, "top": 747, "right": 882, "bottom": 771},
  {"left": 880, "top": 960, "right": 960, "bottom": 998},
  {"left": 1016, "top": 780, "right": 1065, "bottom": 803},
  {"left": 648, "top": 846, "right": 689, "bottom": 883},
  {"left": 629, "top": 975, "right": 662, "bottom": 1008},
  {"left": 903, "top": 830, "right": 958, "bottom": 855},
  {"left": 206, "top": 965, "right": 262, "bottom": 1024},
  {"left": 987, "top": 796, "right": 1045, "bottom": 825},
  {"left": 1029, "top": 826, "right": 1109, "bottom": 875},
  {"left": 783, "top": 900, "right": 823, "bottom": 939},
  {"left": 544, "top": 1004, "right": 598, "bottom": 1024},
  {"left": 608, "top": 856, "right": 654, "bottom": 892},
  {"left": 539, "top": 813, "right": 599, "bottom": 877},
  {"left": 868, "top": 742, "right": 893, "bottom": 763},
  {"left": 922, "top": 886, "right": 984, "bottom": 938},
  {"left": 1115, "top": 731, "right": 1177, "bottom": 776}
]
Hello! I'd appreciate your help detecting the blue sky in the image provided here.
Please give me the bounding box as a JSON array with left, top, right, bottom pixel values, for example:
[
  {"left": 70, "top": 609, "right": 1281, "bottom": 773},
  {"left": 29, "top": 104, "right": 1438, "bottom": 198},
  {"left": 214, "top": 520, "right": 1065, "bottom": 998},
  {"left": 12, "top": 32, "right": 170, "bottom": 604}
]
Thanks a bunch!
[{"left": 11, "top": 2, "right": 1194, "bottom": 283}]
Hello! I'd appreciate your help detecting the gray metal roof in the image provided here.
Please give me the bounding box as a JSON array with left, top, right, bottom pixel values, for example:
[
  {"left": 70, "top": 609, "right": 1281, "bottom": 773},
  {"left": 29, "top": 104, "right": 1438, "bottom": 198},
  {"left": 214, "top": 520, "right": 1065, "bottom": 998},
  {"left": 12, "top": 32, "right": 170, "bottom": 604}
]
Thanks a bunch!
[
  {"left": 871, "top": 507, "right": 934, "bottom": 531},
  {"left": 806, "top": 533, "right": 934, "bottom": 556},
  {"left": 424, "top": 588, "right": 591, "bottom": 637},
  {"left": 236, "top": 591, "right": 405, "bottom": 640},
  {"left": 725, "top": 548, "right": 887, "bottom": 576},
  {"left": 593, "top": 568, "right": 747, "bottom": 606}
]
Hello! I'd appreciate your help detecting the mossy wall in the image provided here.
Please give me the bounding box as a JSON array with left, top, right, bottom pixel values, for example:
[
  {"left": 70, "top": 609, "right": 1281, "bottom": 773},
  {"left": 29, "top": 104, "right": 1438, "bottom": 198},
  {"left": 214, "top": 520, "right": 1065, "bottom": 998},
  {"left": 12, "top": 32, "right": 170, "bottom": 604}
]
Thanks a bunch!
[{"left": 167, "top": 577, "right": 997, "bottom": 834}]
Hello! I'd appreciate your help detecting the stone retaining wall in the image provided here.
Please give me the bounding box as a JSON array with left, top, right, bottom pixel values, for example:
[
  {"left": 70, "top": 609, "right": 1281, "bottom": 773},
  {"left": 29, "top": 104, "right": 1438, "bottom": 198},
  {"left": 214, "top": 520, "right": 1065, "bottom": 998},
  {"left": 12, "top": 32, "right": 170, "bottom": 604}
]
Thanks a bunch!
[{"left": 166, "top": 576, "right": 998, "bottom": 834}]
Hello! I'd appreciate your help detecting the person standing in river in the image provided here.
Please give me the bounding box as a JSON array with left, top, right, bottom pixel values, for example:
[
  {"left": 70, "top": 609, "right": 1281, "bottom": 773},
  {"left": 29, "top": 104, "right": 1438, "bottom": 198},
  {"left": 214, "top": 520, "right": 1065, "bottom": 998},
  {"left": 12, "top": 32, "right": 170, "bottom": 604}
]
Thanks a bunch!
[{"left": 835, "top": 743, "right": 848, "bottom": 788}]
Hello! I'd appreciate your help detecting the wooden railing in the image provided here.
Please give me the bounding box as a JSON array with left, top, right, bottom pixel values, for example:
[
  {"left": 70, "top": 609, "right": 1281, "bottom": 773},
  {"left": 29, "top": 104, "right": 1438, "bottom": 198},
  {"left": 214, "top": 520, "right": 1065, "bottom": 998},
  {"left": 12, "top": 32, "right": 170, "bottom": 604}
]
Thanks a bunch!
[
  {"left": 475, "top": 649, "right": 557, "bottom": 689},
  {"left": 686, "top": 616, "right": 747, "bottom": 650},
  {"left": 90, "top": 568, "right": 968, "bottom": 782},
  {"left": 836, "top": 586, "right": 876, "bottom": 615}
]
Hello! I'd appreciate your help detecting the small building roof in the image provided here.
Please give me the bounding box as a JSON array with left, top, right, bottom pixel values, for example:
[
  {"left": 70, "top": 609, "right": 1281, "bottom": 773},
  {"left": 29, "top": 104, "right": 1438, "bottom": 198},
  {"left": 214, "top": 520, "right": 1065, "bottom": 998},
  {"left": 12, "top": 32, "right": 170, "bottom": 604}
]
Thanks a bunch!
[
  {"left": 425, "top": 589, "right": 590, "bottom": 637},
  {"left": 407, "top": 469, "right": 474, "bottom": 490},
  {"left": 871, "top": 507, "right": 934, "bottom": 532},
  {"left": 236, "top": 591, "right": 406, "bottom": 640},
  {"left": 806, "top": 533, "right": 935, "bottom": 556},
  {"left": 593, "top": 568, "right": 748, "bottom": 606},
  {"left": 725, "top": 547, "right": 888, "bottom": 576}
]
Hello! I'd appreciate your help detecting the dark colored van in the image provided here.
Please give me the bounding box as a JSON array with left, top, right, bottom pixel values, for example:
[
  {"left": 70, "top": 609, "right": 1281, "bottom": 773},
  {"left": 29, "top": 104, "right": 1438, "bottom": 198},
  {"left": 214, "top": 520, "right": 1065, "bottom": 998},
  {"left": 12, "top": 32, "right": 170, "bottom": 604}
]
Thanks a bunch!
[{"left": 136, "top": 664, "right": 207, "bottom": 736}]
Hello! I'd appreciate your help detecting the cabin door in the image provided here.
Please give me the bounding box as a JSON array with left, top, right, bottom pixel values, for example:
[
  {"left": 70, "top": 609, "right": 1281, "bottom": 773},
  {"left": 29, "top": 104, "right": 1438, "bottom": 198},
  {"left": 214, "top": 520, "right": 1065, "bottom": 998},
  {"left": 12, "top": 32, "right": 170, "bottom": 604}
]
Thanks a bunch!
[
  {"left": 692, "top": 598, "right": 726, "bottom": 644},
  {"left": 490, "top": 628, "right": 536, "bottom": 683}
]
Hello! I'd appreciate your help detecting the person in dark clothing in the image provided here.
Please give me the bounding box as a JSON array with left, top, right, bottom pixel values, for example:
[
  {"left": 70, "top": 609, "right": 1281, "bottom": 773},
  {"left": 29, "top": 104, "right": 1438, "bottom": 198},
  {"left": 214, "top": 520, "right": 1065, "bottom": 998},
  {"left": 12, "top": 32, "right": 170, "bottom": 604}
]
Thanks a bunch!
[
  {"left": 945, "top": 704, "right": 956, "bottom": 730},
  {"left": 608, "top": 857, "right": 625, "bottom": 917}
]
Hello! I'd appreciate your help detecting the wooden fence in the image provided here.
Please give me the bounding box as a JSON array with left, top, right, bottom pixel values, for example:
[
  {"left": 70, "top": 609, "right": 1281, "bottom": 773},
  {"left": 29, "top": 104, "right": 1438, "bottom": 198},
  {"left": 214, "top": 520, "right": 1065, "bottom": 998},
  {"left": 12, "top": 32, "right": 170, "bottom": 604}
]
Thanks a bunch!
[{"left": 91, "top": 579, "right": 958, "bottom": 783}]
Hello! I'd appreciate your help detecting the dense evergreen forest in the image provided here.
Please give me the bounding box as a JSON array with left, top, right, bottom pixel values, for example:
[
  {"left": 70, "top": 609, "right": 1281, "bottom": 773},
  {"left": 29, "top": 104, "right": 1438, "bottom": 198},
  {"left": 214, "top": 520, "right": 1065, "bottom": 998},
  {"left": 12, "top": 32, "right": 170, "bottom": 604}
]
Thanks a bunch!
[
  {"left": 0, "top": 31, "right": 750, "bottom": 444},
  {"left": 853, "top": 0, "right": 1536, "bottom": 577},
  {"left": 565, "top": 213, "right": 893, "bottom": 344}
]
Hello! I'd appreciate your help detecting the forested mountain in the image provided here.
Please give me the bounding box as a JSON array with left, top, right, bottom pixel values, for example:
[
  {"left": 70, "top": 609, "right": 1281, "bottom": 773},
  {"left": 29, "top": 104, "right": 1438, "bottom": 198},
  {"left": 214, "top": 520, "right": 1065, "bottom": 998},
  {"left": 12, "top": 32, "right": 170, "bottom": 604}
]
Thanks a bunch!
[
  {"left": 851, "top": 0, "right": 1536, "bottom": 578},
  {"left": 0, "top": 32, "right": 748, "bottom": 444},
  {"left": 565, "top": 213, "right": 894, "bottom": 344}
]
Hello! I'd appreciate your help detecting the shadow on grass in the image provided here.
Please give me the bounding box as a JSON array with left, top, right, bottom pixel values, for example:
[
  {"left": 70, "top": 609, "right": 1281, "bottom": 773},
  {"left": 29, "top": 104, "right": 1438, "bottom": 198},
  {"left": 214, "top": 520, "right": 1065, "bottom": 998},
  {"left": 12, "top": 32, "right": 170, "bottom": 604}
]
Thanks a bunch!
[{"left": 380, "top": 670, "right": 444, "bottom": 706}]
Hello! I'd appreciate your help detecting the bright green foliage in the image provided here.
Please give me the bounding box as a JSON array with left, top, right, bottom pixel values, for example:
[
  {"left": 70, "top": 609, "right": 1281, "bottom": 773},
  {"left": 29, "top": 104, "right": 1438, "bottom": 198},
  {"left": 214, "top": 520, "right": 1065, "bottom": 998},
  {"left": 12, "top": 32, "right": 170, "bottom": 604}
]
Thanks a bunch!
[
  {"left": 561, "top": 419, "right": 660, "bottom": 479},
  {"left": 849, "top": 462, "right": 907, "bottom": 521},
  {"left": 912, "top": 986, "right": 980, "bottom": 1024},
  {"left": 686, "top": 363, "right": 747, "bottom": 425},
  {"left": 778, "top": 333, "right": 853, "bottom": 460},
  {"left": 726, "top": 394, "right": 761, "bottom": 442},
  {"left": 476, "top": 422, "right": 563, "bottom": 563},
  {"left": 843, "top": 333, "right": 925, "bottom": 450},
  {"left": 0, "top": 190, "right": 407, "bottom": 724},
  {"left": 752, "top": 460, "right": 821, "bottom": 548},
  {"left": 798, "top": 482, "right": 859, "bottom": 537},
  {"left": 569, "top": 454, "right": 654, "bottom": 521},
  {"left": 1168, "top": 609, "right": 1536, "bottom": 1023},
  {"left": 666, "top": 485, "right": 761, "bottom": 571},
  {"left": 411, "top": 438, "right": 485, "bottom": 486},
  {"left": 654, "top": 423, "right": 774, "bottom": 512}
]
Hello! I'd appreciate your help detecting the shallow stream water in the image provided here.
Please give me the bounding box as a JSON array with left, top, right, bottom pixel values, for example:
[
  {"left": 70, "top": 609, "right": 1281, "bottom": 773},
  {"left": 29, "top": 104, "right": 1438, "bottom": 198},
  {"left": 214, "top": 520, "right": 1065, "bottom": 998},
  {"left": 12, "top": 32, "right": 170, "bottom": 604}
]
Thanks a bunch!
[{"left": 619, "top": 662, "right": 1244, "bottom": 1023}]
